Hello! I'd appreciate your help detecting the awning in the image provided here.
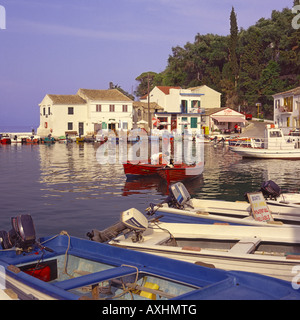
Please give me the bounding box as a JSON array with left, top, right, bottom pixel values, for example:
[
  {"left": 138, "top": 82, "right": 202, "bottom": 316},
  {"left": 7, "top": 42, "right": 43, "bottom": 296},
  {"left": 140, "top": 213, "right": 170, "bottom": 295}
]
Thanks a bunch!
[{"left": 211, "top": 116, "right": 247, "bottom": 123}]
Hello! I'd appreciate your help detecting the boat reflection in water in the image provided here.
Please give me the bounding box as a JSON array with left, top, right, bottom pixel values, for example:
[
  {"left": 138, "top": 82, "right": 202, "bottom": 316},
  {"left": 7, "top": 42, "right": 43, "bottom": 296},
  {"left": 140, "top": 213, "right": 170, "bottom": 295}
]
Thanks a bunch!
[{"left": 122, "top": 174, "right": 204, "bottom": 197}]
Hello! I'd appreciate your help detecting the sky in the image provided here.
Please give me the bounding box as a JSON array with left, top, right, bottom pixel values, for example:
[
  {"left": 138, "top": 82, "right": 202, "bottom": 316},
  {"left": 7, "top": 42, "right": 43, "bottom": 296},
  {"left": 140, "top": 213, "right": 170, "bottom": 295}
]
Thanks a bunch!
[{"left": 0, "top": 0, "right": 294, "bottom": 129}]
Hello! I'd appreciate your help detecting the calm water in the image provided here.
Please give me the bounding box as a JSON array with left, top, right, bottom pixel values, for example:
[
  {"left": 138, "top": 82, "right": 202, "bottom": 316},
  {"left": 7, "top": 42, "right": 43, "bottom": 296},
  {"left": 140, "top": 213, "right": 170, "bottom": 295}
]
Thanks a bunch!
[{"left": 1, "top": 141, "right": 300, "bottom": 239}]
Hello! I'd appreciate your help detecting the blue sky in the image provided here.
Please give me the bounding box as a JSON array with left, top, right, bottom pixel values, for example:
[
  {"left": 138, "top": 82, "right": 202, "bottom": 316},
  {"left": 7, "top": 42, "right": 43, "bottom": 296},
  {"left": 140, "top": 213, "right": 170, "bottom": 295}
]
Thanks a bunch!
[{"left": 0, "top": 0, "right": 294, "bottom": 128}]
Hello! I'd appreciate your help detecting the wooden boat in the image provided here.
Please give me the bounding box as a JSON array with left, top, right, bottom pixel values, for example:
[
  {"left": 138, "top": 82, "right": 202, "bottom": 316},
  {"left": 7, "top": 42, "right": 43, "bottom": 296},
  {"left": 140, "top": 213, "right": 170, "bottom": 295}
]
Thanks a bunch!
[
  {"left": 146, "top": 182, "right": 300, "bottom": 227},
  {"left": 230, "top": 125, "right": 300, "bottom": 159},
  {"left": 123, "top": 161, "right": 164, "bottom": 177},
  {"left": 157, "top": 162, "right": 204, "bottom": 182},
  {"left": 41, "top": 136, "right": 55, "bottom": 144},
  {"left": 107, "top": 214, "right": 300, "bottom": 283},
  {"left": 0, "top": 134, "right": 11, "bottom": 144},
  {"left": 2, "top": 215, "right": 299, "bottom": 300},
  {"left": 23, "top": 135, "right": 40, "bottom": 144}
]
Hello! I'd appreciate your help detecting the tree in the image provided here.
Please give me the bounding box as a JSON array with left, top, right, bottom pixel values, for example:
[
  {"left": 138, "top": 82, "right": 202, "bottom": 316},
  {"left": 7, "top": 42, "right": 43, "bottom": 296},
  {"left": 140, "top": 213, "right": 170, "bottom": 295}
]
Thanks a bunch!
[
  {"left": 109, "top": 82, "right": 135, "bottom": 101},
  {"left": 134, "top": 72, "right": 158, "bottom": 98},
  {"left": 229, "top": 7, "right": 239, "bottom": 88}
]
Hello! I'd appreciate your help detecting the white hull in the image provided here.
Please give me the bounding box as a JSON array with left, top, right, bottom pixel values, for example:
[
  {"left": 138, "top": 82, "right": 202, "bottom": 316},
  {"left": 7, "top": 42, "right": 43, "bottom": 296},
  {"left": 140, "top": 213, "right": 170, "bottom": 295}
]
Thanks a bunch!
[
  {"left": 229, "top": 146, "right": 300, "bottom": 159},
  {"left": 153, "top": 198, "right": 300, "bottom": 227},
  {"left": 110, "top": 222, "right": 300, "bottom": 282}
]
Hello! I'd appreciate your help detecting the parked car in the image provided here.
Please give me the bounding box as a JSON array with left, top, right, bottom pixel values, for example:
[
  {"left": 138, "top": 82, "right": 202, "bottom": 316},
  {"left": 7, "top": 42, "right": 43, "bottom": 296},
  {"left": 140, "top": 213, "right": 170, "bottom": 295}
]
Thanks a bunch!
[{"left": 242, "top": 112, "right": 252, "bottom": 120}]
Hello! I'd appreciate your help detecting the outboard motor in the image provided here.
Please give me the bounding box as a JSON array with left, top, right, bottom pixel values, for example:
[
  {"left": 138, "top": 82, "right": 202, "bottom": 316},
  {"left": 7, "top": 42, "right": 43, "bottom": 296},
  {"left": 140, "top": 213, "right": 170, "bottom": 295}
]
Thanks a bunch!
[
  {"left": 260, "top": 180, "right": 281, "bottom": 200},
  {"left": 167, "top": 182, "right": 193, "bottom": 209},
  {"left": 87, "top": 208, "right": 149, "bottom": 243},
  {"left": 0, "top": 214, "right": 36, "bottom": 252}
]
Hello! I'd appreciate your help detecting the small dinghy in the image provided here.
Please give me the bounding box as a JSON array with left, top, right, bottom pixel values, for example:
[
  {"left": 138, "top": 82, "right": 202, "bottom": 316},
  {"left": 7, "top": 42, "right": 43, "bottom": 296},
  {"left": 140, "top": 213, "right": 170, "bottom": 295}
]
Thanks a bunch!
[
  {"left": 89, "top": 208, "right": 300, "bottom": 284},
  {"left": 2, "top": 214, "right": 299, "bottom": 300},
  {"left": 145, "top": 182, "right": 300, "bottom": 227}
]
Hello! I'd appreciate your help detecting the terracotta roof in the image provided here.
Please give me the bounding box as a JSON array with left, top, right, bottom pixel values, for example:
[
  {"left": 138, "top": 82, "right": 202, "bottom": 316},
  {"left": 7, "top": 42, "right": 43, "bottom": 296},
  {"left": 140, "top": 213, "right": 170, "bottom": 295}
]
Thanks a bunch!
[
  {"left": 156, "top": 86, "right": 181, "bottom": 95},
  {"left": 274, "top": 86, "right": 300, "bottom": 96},
  {"left": 48, "top": 94, "right": 86, "bottom": 105},
  {"left": 77, "top": 89, "right": 133, "bottom": 102}
]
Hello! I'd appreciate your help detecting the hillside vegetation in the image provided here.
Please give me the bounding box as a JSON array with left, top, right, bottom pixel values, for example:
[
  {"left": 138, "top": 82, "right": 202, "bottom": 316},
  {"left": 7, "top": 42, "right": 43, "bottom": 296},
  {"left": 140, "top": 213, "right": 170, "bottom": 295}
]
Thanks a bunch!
[{"left": 135, "top": 4, "right": 300, "bottom": 119}]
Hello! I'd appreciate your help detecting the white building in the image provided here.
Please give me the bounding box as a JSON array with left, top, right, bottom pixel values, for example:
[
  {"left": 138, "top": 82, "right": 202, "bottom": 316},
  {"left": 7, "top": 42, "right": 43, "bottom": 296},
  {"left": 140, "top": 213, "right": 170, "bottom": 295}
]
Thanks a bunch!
[
  {"left": 273, "top": 86, "right": 300, "bottom": 134},
  {"left": 37, "top": 89, "right": 133, "bottom": 138},
  {"left": 140, "top": 85, "right": 221, "bottom": 133}
]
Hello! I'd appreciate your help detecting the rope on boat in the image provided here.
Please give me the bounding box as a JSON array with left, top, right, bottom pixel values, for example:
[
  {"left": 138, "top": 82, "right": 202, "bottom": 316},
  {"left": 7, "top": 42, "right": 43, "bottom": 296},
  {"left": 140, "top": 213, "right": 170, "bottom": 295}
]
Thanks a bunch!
[{"left": 60, "top": 231, "right": 72, "bottom": 277}]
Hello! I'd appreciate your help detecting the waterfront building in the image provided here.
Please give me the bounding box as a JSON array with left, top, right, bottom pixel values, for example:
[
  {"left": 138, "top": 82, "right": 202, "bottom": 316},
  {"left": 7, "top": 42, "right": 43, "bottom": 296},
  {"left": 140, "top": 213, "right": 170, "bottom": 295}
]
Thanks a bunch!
[
  {"left": 273, "top": 86, "right": 300, "bottom": 134},
  {"left": 207, "top": 107, "right": 247, "bottom": 134},
  {"left": 37, "top": 89, "right": 133, "bottom": 138},
  {"left": 132, "top": 101, "right": 164, "bottom": 131},
  {"left": 140, "top": 85, "right": 221, "bottom": 134}
]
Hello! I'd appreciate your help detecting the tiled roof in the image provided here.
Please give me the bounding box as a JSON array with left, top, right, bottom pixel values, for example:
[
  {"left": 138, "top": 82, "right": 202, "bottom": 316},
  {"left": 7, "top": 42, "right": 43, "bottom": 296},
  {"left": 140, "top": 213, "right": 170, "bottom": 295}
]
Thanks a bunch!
[
  {"left": 77, "top": 89, "right": 133, "bottom": 101},
  {"left": 133, "top": 101, "right": 164, "bottom": 110},
  {"left": 156, "top": 86, "right": 181, "bottom": 95},
  {"left": 274, "top": 86, "right": 300, "bottom": 96},
  {"left": 48, "top": 94, "right": 86, "bottom": 105}
]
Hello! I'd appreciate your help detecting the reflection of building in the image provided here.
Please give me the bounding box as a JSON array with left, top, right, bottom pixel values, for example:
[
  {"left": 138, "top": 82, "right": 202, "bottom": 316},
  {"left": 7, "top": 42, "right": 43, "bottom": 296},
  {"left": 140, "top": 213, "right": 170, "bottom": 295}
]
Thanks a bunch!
[
  {"left": 273, "top": 86, "right": 300, "bottom": 134},
  {"left": 37, "top": 89, "right": 133, "bottom": 138},
  {"left": 132, "top": 101, "right": 163, "bottom": 131},
  {"left": 140, "top": 85, "right": 221, "bottom": 134}
]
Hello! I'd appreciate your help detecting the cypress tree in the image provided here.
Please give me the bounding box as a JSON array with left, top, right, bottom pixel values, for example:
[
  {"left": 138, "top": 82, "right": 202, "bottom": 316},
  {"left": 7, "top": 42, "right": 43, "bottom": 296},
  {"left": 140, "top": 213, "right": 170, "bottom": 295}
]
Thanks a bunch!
[{"left": 229, "top": 7, "right": 239, "bottom": 88}]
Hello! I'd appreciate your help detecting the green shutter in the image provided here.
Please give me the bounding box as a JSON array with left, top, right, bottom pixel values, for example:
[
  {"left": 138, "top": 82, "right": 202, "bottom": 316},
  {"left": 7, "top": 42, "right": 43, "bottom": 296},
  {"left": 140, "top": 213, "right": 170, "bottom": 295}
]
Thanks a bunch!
[{"left": 191, "top": 117, "right": 197, "bottom": 128}]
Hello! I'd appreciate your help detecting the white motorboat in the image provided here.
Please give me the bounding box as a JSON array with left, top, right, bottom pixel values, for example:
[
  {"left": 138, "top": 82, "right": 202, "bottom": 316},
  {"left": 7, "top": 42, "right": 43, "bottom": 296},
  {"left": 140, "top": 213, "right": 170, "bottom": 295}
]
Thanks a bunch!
[
  {"left": 88, "top": 208, "right": 300, "bottom": 282},
  {"left": 230, "top": 125, "right": 300, "bottom": 159},
  {"left": 146, "top": 182, "right": 300, "bottom": 227}
]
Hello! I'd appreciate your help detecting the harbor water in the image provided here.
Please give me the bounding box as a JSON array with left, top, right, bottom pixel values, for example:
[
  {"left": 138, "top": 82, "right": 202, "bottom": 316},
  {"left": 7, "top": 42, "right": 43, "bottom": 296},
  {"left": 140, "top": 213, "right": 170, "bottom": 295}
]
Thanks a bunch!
[{"left": 0, "top": 141, "right": 300, "bottom": 239}]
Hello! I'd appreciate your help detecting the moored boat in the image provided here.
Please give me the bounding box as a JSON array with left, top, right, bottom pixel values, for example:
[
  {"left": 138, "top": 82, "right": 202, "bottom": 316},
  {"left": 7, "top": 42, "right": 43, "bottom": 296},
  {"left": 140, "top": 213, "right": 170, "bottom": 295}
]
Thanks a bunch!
[
  {"left": 146, "top": 182, "right": 300, "bottom": 227},
  {"left": 123, "top": 161, "right": 164, "bottom": 177},
  {"left": 1, "top": 214, "right": 299, "bottom": 300},
  {"left": 0, "top": 134, "right": 11, "bottom": 144},
  {"left": 230, "top": 125, "right": 300, "bottom": 159},
  {"left": 157, "top": 162, "right": 204, "bottom": 182},
  {"left": 89, "top": 208, "right": 300, "bottom": 284},
  {"left": 106, "top": 214, "right": 300, "bottom": 283}
]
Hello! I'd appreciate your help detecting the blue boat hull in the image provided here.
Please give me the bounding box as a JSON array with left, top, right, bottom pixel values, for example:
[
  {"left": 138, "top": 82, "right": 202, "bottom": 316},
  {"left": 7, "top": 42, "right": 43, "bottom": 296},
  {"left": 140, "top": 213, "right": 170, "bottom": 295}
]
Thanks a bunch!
[{"left": 0, "top": 234, "right": 299, "bottom": 300}]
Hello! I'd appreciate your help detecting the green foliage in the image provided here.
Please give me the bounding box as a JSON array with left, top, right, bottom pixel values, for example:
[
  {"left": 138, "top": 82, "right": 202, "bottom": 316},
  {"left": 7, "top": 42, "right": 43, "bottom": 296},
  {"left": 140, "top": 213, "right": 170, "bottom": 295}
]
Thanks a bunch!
[{"left": 135, "top": 6, "right": 300, "bottom": 119}]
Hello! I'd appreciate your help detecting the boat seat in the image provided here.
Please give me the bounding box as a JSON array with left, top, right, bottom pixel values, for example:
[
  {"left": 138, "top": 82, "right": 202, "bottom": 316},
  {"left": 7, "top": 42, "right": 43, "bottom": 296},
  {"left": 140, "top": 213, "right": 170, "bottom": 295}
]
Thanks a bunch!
[
  {"left": 53, "top": 266, "right": 139, "bottom": 290},
  {"left": 229, "top": 237, "right": 260, "bottom": 254}
]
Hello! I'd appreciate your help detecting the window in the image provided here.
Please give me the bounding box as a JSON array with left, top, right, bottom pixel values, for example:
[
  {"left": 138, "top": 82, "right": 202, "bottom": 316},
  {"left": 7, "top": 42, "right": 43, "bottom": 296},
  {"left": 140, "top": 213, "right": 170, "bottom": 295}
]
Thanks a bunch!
[
  {"left": 192, "top": 100, "right": 200, "bottom": 108},
  {"left": 96, "top": 104, "right": 101, "bottom": 112},
  {"left": 122, "top": 105, "right": 128, "bottom": 112},
  {"left": 284, "top": 97, "right": 293, "bottom": 112},
  {"left": 43, "top": 107, "right": 46, "bottom": 116},
  {"left": 48, "top": 107, "right": 51, "bottom": 115},
  {"left": 138, "top": 109, "right": 142, "bottom": 117},
  {"left": 68, "top": 122, "right": 73, "bottom": 130},
  {"left": 68, "top": 107, "right": 74, "bottom": 115},
  {"left": 181, "top": 100, "right": 188, "bottom": 113},
  {"left": 191, "top": 117, "right": 198, "bottom": 128},
  {"left": 109, "top": 105, "right": 115, "bottom": 112},
  {"left": 123, "top": 122, "right": 128, "bottom": 130}
]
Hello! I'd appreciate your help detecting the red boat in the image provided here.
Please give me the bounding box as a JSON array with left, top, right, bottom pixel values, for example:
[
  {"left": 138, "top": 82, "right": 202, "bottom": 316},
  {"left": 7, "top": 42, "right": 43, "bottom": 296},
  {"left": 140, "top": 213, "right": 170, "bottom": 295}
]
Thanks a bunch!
[
  {"left": 157, "top": 162, "right": 204, "bottom": 183},
  {"left": 123, "top": 161, "right": 164, "bottom": 177},
  {"left": 0, "top": 135, "right": 11, "bottom": 144}
]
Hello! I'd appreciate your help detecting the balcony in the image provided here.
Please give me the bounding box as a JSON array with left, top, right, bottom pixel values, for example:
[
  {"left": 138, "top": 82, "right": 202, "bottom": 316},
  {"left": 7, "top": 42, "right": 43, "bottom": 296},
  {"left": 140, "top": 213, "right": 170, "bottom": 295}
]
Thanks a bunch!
[{"left": 279, "top": 106, "right": 293, "bottom": 113}]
